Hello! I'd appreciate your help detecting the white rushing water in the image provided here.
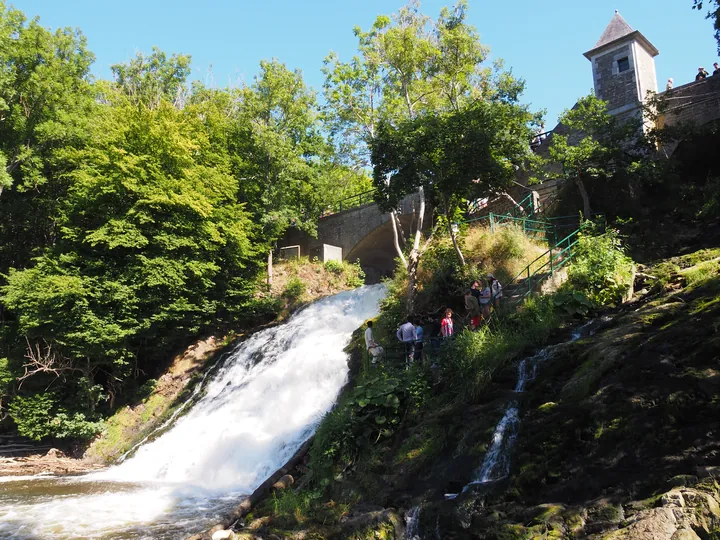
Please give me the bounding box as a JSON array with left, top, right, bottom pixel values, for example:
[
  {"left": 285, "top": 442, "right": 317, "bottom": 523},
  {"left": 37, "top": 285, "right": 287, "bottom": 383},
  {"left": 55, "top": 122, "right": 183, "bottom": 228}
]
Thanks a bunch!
[
  {"left": 405, "top": 505, "right": 421, "bottom": 540},
  {"left": 0, "top": 285, "right": 386, "bottom": 540}
]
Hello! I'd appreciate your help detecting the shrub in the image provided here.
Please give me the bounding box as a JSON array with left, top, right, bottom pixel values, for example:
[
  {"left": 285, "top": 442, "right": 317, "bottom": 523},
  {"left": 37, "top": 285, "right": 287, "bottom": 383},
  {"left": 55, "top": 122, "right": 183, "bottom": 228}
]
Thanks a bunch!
[
  {"left": 283, "top": 277, "right": 306, "bottom": 302},
  {"left": 442, "top": 328, "right": 513, "bottom": 403},
  {"left": 344, "top": 261, "right": 366, "bottom": 288},
  {"left": 563, "top": 227, "right": 634, "bottom": 307},
  {"left": 8, "top": 393, "right": 104, "bottom": 441},
  {"left": 324, "top": 259, "right": 344, "bottom": 274}
]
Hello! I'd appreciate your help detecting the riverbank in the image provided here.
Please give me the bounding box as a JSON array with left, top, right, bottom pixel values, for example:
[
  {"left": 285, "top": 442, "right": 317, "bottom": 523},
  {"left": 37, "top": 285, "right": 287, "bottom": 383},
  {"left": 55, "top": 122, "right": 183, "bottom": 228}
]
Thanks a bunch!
[
  {"left": 226, "top": 246, "right": 720, "bottom": 539},
  {"left": 0, "top": 257, "right": 365, "bottom": 476}
]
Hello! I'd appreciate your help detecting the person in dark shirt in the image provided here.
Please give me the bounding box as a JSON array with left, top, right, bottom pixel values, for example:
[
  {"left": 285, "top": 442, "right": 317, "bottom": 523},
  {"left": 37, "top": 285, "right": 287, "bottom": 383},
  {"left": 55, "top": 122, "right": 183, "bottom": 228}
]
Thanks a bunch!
[
  {"left": 713, "top": 63, "right": 720, "bottom": 76},
  {"left": 470, "top": 280, "right": 482, "bottom": 301},
  {"left": 696, "top": 67, "right": 709, "bottom": 81}
]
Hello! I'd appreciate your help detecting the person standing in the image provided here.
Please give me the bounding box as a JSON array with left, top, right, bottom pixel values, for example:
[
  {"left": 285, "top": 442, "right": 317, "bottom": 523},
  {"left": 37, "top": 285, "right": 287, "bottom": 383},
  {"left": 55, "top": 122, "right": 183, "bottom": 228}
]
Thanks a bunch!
[
  {"left": 696, "top": 67, "right": 709, "bottom": 81},
  {"left": 414, "top": 320, "right": 424, "bottom": 361},
  {"left": 397, "top": 317, "right": 417, "bottom": 363},
  {"left": 479, "top": 279, "right": 492, "bottom": 321},
  {"left": 713, "top": 63, "right": 720, "bottom": 76},
  {"left": 488, "top": 273, "right": 503, "bottom": 309},
  {"left": 666, "top": 78, "right": 674, "bottom": 91},
  {"left": 364, "top": 321, "right": 384, "bottom": 363},
  {"left": 470, "top": 280, "right": 482, "bottom": 301},
  {"left": 464, "top": 289, "right": 481, "bottom": 330},
  {"left": 440, "top": 309, "right": 454, "bottom": 339}
]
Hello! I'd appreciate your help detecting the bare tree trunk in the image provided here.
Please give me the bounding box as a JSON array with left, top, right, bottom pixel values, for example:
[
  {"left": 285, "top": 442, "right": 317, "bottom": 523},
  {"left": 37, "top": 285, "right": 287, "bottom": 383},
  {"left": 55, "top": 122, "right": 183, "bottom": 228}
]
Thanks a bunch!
[
  {"left": 405, "top": 187, "right": 426, "bottom": 314},
  {"left": 447, "top": 210, "right": 466, "bottom": 267},
  {"left": 395, "top": 213, "right": 407, "bottom": 248},
  {"left": 267, "top": 250, "right": 273, "bottom": 287},
  {"left": 390, "top": 210, "right": 408, "bottom": 269},
  {"left": 575, "top": 177, "right": 592, "bottom": 218}
]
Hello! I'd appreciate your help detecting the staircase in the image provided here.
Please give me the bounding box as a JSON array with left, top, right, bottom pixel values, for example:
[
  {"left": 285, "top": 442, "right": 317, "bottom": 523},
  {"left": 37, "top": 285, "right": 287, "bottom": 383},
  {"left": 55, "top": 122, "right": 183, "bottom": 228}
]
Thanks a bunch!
[{"left": 503, "top": 225, "right": 587, "bottom": 306}]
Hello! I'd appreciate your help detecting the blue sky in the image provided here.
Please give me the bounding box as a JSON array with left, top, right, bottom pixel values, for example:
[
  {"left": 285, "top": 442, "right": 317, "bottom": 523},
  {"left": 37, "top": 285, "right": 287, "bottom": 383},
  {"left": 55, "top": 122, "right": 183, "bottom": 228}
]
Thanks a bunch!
[{"left": 14, "top": 0, "right": 719, "bottom": 126}]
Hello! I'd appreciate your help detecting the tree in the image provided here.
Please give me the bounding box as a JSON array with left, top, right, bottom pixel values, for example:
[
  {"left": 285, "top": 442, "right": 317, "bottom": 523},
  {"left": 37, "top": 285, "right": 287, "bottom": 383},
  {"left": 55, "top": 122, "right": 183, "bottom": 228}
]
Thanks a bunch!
[
  {"left": 1, "top": 82, "right": 258, "bottom": 418},
  {"left": 324, "top": 1, "right": 519, "bottom": 310},
  {"left": 545, "top": 94, "right": 648, "bottom": 218},
  {"left": 111, "top": 47, "right": 191, "bottom": 109},
  {"left": 371, "top": 100, "right": 534, "bottom": 269},
  {"left": 0, "top": 3, "right": 95, "bottom": 271},
  {"left": 693, "top": 0, "right": 720, "bottom": 53}
]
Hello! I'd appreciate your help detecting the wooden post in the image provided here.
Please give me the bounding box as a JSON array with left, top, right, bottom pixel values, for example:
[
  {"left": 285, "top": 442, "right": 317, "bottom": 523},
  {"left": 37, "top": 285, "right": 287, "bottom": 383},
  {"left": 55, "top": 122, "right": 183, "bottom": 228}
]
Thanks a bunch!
[{"left": 267, "top": 250, "right": 273, "bottom": 287}]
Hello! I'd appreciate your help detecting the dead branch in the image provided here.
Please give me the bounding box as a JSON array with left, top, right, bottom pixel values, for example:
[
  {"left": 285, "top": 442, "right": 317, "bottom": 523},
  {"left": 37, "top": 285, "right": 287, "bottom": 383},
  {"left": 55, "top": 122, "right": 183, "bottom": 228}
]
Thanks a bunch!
[{"left": 18, "top": 338, "right": 82, "bottom": 388}]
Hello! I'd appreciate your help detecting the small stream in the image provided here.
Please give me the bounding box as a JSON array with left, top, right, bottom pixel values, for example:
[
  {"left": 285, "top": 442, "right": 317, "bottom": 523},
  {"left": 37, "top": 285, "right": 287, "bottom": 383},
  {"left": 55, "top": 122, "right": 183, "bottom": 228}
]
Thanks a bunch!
[{"left": 442, "top": 321, "right": 595, "bottom": 503}]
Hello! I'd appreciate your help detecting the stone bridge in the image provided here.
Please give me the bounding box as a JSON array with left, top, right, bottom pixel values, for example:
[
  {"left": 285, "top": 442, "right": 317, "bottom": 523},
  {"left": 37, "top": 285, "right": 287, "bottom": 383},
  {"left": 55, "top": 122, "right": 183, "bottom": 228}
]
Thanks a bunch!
[{"left": 279, "top": 193, "right": 427, "bottom": 283}]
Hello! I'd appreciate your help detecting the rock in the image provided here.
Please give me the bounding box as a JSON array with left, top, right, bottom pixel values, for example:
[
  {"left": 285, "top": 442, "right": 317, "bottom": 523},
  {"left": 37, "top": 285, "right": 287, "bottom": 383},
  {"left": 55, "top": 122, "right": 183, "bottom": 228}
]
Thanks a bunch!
[
  {"left": 665, "top": 475, "right": 698, "bottom": 488},
  {"left": 696, "top": 465, "right": 720, "bottom": 479},
  {"left": 45, "top": 448, "right": 65, "bottom": 459},
  {"left": 271, "top": 474, "right": 294, "bottom": 490},
  {"left": 661, "top": 490, "right": 685, "bottom": 508},
  {"left": 211, "top": 530, "right": 234, "bottom": 540},
  {"left": 671, "top": 529, "right": 701, "bottom": 540}
]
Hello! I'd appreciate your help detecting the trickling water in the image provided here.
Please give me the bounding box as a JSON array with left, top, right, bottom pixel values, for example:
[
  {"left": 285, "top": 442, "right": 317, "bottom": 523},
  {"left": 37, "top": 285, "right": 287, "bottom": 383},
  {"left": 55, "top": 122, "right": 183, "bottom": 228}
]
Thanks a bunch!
[
  {"left": 446, "top": 320, "right": 596, "bottom": 500},
  {"left": 0, "top": 285, "right": 386, "bottom": 540},
  {"left": 471, "top": 406, "right": 520, "bottom": 484},
  {"left": 405, "top": 506, "right": 421, "bottom": 540}
]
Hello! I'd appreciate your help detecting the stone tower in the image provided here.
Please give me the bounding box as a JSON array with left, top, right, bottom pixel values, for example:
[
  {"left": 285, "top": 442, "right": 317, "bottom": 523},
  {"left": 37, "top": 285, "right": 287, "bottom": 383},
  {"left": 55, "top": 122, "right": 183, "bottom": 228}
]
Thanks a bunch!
[{"left": 583, "top": 11, "right": 659, "bottom": 119}]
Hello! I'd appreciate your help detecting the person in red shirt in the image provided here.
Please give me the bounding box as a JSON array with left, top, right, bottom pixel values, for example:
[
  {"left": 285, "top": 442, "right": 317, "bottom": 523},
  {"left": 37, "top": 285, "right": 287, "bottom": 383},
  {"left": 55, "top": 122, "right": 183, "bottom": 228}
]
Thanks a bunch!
[{"left": 440, "top": 308, "right": 454, "bottom": 339}]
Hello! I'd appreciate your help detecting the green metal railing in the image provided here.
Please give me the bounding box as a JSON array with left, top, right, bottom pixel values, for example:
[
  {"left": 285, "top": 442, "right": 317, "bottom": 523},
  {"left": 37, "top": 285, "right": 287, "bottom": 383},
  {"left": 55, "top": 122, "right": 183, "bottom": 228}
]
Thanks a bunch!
[
  {"left": 506, "top": 225, "right": 586, "bottom": 304},
  {"left": 320, "top": 189, "right": 377, "bottom": 218}
]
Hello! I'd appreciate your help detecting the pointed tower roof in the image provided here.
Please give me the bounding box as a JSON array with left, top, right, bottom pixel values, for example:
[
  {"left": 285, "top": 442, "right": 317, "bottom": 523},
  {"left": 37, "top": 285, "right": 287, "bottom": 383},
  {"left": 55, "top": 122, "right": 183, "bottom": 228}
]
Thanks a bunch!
[
  {"left": 594, "top": 11, "right": 634, "bottom": 49},
  {"left": 583, "top": 11, "right": 659, "bottom": 59}
]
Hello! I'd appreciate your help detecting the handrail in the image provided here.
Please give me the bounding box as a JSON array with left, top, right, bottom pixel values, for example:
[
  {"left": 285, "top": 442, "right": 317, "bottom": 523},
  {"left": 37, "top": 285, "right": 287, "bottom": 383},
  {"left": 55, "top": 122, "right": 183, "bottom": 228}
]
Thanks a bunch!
[{"left": 505, "top": 223, "right": 587, "bottom": 303}]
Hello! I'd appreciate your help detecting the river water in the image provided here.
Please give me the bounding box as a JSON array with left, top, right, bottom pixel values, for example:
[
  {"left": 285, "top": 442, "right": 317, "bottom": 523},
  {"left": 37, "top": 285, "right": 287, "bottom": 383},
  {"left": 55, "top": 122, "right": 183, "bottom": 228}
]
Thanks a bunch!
[{"left": 0, "top": 285, "right": 386, "bottom": 539}]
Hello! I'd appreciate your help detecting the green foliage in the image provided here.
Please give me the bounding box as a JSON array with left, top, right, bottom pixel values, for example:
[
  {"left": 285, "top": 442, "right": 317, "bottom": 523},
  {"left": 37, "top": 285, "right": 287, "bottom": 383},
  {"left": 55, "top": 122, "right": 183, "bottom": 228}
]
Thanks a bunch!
[
  {"left": 344, "top": 261, "right": 366, "bottom": 288},
  {"left": 563, "top": 228, "right": 634, "bottom": 307},
  {"left": 8, "top": 393, "right": 103, "bottom": 441},
  {"left": 309, "top": 367, "right": 430, "bottom": 481},
  {"left": 442, "top": 328, "right": 512, "bottom": 402},
  {"left": 552, "top": 290, "right": 593, "bottom": 317},
  {"left": 283, "top": 277, "right": 306, "bottom": 301},
  {"left": 324, "top": 259, "right": 344, "bottom": 274},
  {"left": 0, "top": 3, "right": 365, "bottom": 438},
  {"left": 544, "top": 93, "right": 654, "bottom": 217},
  {"left": 371, "top": 98, "right": 534, "bottom": 225}
]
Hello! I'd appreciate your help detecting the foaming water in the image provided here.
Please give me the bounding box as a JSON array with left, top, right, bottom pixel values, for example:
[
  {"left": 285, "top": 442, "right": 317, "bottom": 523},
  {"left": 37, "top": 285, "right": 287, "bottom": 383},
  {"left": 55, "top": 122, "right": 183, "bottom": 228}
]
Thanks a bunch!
[{"left": 0, "top": 285, "right": 386, "bottom": 539}]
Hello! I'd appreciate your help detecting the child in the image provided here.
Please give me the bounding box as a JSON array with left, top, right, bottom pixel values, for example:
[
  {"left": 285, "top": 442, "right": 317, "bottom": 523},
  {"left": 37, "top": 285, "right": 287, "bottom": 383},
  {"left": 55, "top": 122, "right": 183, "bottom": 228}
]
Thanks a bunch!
[{"left": 440, "top": 308, "right": 454, "bottom": 339}]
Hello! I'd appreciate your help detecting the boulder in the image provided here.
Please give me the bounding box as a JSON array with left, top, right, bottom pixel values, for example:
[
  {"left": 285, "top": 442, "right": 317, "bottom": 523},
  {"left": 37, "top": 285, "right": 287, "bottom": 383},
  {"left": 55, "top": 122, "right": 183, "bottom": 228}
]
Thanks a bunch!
[
  {"left": 211, "top": 530, "right": 234, "bottom": 540},
  {"left": 271, "top": 474, "right": 294, "bottom": 490}
]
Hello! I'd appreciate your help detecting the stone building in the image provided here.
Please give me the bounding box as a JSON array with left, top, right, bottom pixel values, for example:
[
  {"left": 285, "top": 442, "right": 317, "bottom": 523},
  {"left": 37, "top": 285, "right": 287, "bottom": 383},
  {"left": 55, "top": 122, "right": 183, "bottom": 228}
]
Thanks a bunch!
[{"left": 583, "top": 11, "right": 659, "bottom": 123}]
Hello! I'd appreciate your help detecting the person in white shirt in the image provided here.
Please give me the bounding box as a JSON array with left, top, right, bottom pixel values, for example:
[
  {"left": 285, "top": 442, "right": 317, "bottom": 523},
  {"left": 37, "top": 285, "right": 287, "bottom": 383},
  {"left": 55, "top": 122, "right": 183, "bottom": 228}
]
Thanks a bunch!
[
  {"left": 397, "top": 317, "right": 417, "bottom": 363},
  {"left": 365, "top": 321, "right": 384, "bottom": 363},
  {"left": 488, "top": 273, "right": 503, "bottom": 309}
]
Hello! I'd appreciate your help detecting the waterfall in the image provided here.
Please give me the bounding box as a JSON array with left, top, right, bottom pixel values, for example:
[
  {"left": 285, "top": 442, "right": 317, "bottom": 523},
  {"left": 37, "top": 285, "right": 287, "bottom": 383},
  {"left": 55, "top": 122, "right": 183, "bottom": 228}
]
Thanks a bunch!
[
  {"left": 446, "top": 320, "right": 596, "bottom": 500},
  {"left": 405, "top": 506, "right": 421, "bottom": 539},
  {"left": 0, "top": 285, "right": 386, "bottom": 540}
]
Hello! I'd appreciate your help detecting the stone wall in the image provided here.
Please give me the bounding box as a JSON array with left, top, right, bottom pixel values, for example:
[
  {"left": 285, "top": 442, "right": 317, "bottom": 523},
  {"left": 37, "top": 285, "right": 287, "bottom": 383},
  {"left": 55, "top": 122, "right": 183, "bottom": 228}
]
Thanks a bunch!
[{"left": 592, "top": 44, "right": 640, "bottom": 114}]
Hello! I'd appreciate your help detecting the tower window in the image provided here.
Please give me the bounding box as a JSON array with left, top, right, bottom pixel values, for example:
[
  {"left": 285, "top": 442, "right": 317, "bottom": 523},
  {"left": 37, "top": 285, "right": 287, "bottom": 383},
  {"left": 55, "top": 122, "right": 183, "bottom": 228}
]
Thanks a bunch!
[{"left": 617, "top": 57, "right": 630, "bottom": 73}]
